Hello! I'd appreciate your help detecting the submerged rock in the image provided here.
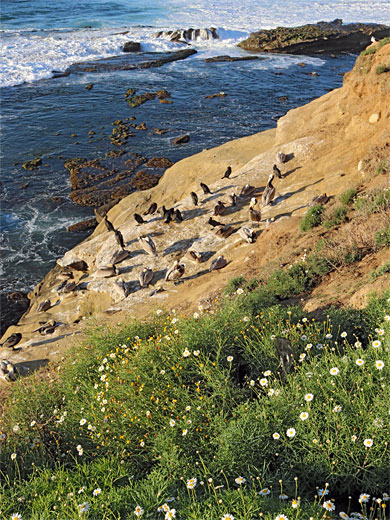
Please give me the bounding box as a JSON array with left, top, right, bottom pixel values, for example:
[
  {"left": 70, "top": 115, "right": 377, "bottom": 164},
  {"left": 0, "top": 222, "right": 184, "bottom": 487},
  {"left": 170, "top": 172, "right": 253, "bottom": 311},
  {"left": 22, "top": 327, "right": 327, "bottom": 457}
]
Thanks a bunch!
[
  {"left": 172, "top": 134, "right": 190, "bottom": 145},
  {"left": 205, "top": 55, "right": 259, "bottom": 63},
  {"left": 67, "top": 218, "right": 97, "bottom": 233},
  {"left": 22, "top": 157, "right": 42, "bottom": 170},
  {"left": 123, "top": 41, "right": 141, "bottom": 52}
]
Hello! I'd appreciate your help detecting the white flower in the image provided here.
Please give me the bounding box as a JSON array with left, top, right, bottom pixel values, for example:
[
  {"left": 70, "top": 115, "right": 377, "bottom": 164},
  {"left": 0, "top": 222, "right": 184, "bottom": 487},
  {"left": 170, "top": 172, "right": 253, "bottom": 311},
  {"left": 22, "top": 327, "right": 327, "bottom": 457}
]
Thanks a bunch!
[
  {"left": 259, "top": 487, "right": 271, "bottom": 496},
  {"left": 354, "top": 341, "right": 362, "bottom": 348},
  {"left": 156, "top": 309, "right": 162, "bottom": 315},
  {"left": 264, "top": 370, "right": 272, "bottom": 376},
  {"left": 291, "top": 498, "right": 300, "bottom": 508},
  {"left": 326, "top": 333, "right": 333, "bottom": 339},
  {"left": 341, "top": 331, "right": 347, "bottom": 338},
  {"left": 351, "top": 435, "right": 357, "bottom": 442},
  {"left": 183, "top": 349, "right": 190, "bottom": 357},
  {"left": 300, "top": 412, "right": 309, "bottom": 421},
  {"left": 383, "top": 492, "right": 389, "bottom": 501},
  {"left": 236, "top": 288, "right": 244, "bottom": 294},
  {"left": 11, "top": 453, "right": 17, "bottom": 460},
  {"left": 165, "top": 509, "right": 176, "bottom": 519},
  {"left": 227, "top": 356, "right": 233, "bottom": 362},
  {"left": 279, "top": 494, "right": 288, "bottom": 500},
  {"left": 301, "top": 335, "right": 307, "bottom": 341},
  {"left": 304, "top": 393, "right": 314, "bottom": 402},
  {"left": 333, "top": 405, "right": 342, "bottom": 413},
  {"left": 305, "top": 343, "right": 313, "bottom": 350},
  {"left": 193, "top": 350, "right": 200, "bottom": 356},
  {"left": 330, "top": 367, "right": 339, "bottom": 375},
  {"left": 30, "top": 420, "right": 36, "bottom": 427},
  {"left": 302, "top": 317, "right": 308, "bottom": 323},
  {"left": 384, "top": 315, "right": 390, "bottom": 322},
  {"left": 134, "top": 505, "right": 144, "bottom": 516},
  {"left": 78, "top": 487, "right": 85, "bottom": 494},
  {"left": 339, "top": 512, "right": 349, "bottom": 519},
  {"left": 372, "top": 340, "right": 381, "bottom": 348},
  {"left": 182, "top": 429, "right": 188, "bottom": 436},
  {"left": 93, "top": 488, "right": 101, "bottom": 496},
  {"left": 273, "top": 432, "right": 280, "bottom": 440},
  {"left": 11, "top": 514, "right": 23, "bottom": 520},
  {"left": 359, "top": 493, "right": 370, "bottom": 503},
  {"left": 169, "top": 419, "right": 176, "bottom": 427},
  {"left": 12, "top": 425, "right": 20, "bottom": 433},
  {"left": 249, "top": 380, "right": 255, "bottom": 386},
  {"left": 221, "top": 515, "right": 235, "bottom": 520},
  {"left": 235, "top": 476, "right": 246, "bottom": 484},
  {"left": 242, "top": 316, "right": 250, "bottom": 322},
  {"left": 160, "top": 369, "right": 165, "bottom": 375},
  {"left": 323, "top": 500, "right": 335, "bottom": 511},
  {"left": 286, "top": 428, "right": 296, "bottom": 438},
  {"left": 186, "top": 478, "right": 197, "bottom": 489},
  {"left": 193, "top": 312, "right": 199, "bottom": 319},
  {"left": 375, "top": 360, "right": 385, "bottom": 370},
  {"left": 260, "top": 378, "right": 268, "bottom": 387},
  {"left": 275, "top": 515, "right": 289, "bottom": 520},
  {"left": 78, "top": 502, "right": 90, "bottom": 513},
  {"left": 355, "top": 358, "right": 364, "bottom": 366},
  {"left": 363, "top": 438, "right": 373, "bottom": 448}
]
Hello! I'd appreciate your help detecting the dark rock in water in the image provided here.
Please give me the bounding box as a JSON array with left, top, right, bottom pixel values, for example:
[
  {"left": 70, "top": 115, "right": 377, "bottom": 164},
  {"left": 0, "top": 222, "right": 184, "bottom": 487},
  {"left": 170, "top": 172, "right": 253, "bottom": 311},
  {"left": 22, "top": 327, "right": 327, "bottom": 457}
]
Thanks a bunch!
[
  {"left": 154, "top": 128, "right": 167, "bottom": 135},
  {"left": 1, "top": 293, "right": 29, "bottom": 336},
  {"left": 127, "top": 92, "right": 156, "bottom": 108},
  {"left": 130, "top": 171, "right": 160, "bottom": 191},
  {"left": 51, "top": 196, "right": 65, "bottom": 204},
  {"left": 205, "top": 92, "right": 227, "bottom": 99},
  {"left": 67, "top": 217, "right": 97, "bottom": 233},
  {"left": 105, "top": 149, "right": 125, "bottom": 158},
  {"left": 278, "top": 96, "right": 288, "bottom": 102},
  {"left": 20, "top": 182, "right": 30, "bottom": 189},
  {"left": 52, "top": 70, "right": 70, "bottom": 78},
  {"left": 238, "top": 20, "right": 390, "bottom": 54},
  {"left": 85, "top": 83, "right": 94, "bottom": 90},
  {"left": 154, "top": 27, "right": 219, "bottom": 42},
  {"left": 135, "top": 122, "right": 147, "bottom": 130},
  {"left": 159, "top": 99, "right": 173, "bottom": 104},
  {"left": 156, "top": 89, "right": 171, "bottom": 99},
  {"left": 22, "top": 157, "right": 42, "bottom": 170},
  {"left": 172, "top": 134, "right": 190, "bottom": 145},
  {"left": 205, "top": 55, "right": 260, "bottom": 63},
  {"left": 123, "top": 41, "right": 141, "bottom": 52},
  {"left": 145, "top": 157, "right": 174, "bottom": 169}
]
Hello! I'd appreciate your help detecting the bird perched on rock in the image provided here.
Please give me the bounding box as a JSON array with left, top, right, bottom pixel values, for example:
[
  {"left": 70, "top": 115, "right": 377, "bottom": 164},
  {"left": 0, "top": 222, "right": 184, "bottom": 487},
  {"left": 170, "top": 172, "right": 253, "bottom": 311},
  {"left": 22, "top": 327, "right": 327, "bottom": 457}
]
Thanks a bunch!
[
  {"left": 139, "top": 267, "right": 153, "bottom": 287},
  {"left": 208, "top": 217, "right": 223, "bottom": 227},
  {"left": 0, "top": 333, "right": 22, "bottom": 350},
  {"left": 308, "top": 193, "right": 329, "bottom": 207},
  {"left": 228, "top": 192, "right": 237, "bottom": 207},
  {"left": 190, "top": 192, "right": 199, "bottom": 206},
  {"left": 103, "top": 215, "right": 115, "bottom": 232},
  {"left": 249, "top": 207, "right": 261, "bottom": 227},
  {"left": 110, "top": 249, "right": 130, "bottom": 265},
  {"left": 215, "top": 224, "right": 234, "bottom": 238},
  {"left": 56, "top": 270, "right": 74, "bottom": 281},
  {"left": 143, "top": 202, "right": 157, "bottom": 215},
  {"left": 114, "top": 229, "right": 126, "bottom": 249},
  {"left": 239, "top": 183, "right": 256, "bottom": 198},
  {"left": 209, "top": 255, "right": 227, "bottom": 271},
  {"left": 371, "top": 36, "right": 376, "bottom": 43},
  {"left": 0, "top": 360, "right": 19, "bottom": 382},
  {"left": 37, "top": 299, "right": 51, "bottom": 313},
  {"left": 214, "top": 201, "right": 226, "bottom": 216},
  {"left": 165, "top": 260, "right": 185, "bottom": 282},
  {"left": 114, "top": 279, "right": 131, "bottom": 299},
  {"left": 94, "top": 265, "right": 118, "bottom": 278},
  {"left": 200, "top": 182, "right": 212, "bottom": 195},
  {"left": 164, "top": 208, "right": 175, "bottom": 224},
  {"left": 138, "top": 235, "right": 158, "bottom": 257},
  {"left": 261, "top": 174, "right": 275, "bottom": 207},
  {"left": 58, "top": 281, "right": 77, "bottom": 294},
  {"left": 222, "top": 166, "right": 232, "bottom": 179},
  {"left": 134, "top": 213, "right": 145, "bottom": 225},
  {"left": 249, "top": 197, "right": 258, "bottom": 209},
  {"left": 273, "top": 164, "right": 282, "bottom": 179},
  {"left": 185, "top": 250, "right": 203, "bottom": 263},
  {"left": 174, "top": 209, "right": 183, "bottom": 223},
  {"left": 239, "top": 226, "right": 256, "bottom": 243},
  {"left": 33, "top": 320, "right": 58, "bottom": 335},
  {"left": 276, "top": 151, "right": 287, "bottom": 164}
]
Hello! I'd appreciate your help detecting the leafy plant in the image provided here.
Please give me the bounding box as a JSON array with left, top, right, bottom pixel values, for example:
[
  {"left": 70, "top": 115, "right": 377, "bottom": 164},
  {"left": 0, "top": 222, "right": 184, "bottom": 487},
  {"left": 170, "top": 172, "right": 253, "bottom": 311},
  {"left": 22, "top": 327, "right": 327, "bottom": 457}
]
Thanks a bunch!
[{"left": 300, "top": 204, "right": 324, "bottom": 232}]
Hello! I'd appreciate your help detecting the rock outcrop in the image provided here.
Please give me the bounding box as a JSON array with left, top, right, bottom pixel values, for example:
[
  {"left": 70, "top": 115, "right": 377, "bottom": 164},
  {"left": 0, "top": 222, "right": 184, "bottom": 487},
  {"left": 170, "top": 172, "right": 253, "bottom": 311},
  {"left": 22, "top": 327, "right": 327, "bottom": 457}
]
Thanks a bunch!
[{"left": 238, "top": 19, "right": 390, "bottom": 54}]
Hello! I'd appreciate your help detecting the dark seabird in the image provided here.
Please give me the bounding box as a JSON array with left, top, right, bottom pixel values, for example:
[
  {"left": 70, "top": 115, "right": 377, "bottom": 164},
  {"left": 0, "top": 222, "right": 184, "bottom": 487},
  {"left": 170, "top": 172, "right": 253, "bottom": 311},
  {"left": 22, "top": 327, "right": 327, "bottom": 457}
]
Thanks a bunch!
[
  {"left": 214, "top": 201, "right": 226, "bottom": 216},
  {"left": 174, "top": 209, "right": 183, "bottom": 223},
  {"left": 158, "top": 205, "right": 167, "bottom": 216},
  {"left": 138, "top": 235, "right": 158, "bottom": 257},
  {"left": 239, "top": 227, "right": 256, "bottom": 243},
  {"left": 37, "top": 299, "right": 51, "bottom": 313},
  {"left": 0, "top": 333, "right": 22, "bottom": 350},
  {"left": 309, "top": 193, "right": 329, "bottom": 207},
  {"left": 58, "top": 281, "right": 77, "bottom": 294},
  {"left": 222, "top": 166, "right": 232, "bottom": 179},
  {"left": 200, "top": 182, "right": 212, "bottom": 195},
  {"left": 143, "top": 202, "right": 157, "bottom": 215},
  {"left": 103, "top": 216, "right": 115, "bottom": 232},
  {"left": 239, "top": 183, "right": 256, "bottom": 197},
  {"left": 33, "top": 320, "right": 58, "bottom": 335},
  {"left": 0, "top": 360, "right": 19, "bottom": 381},
  {"left": 276, "top": 151, "right": 287, "bottom": 164},
  {"left": 114, "top": 229, "right": 126, "bottom": 249},
  {"left": 249, "top": 207, "right": 261, "bottom": 227},
  {"left": 209, "top": 255, "right": 227, "bottom": 271},
  {"left": 56, "top": 270, "right": 74, "bottom": 281},
  {"left": 215, "top": 225, "right": 234, "bottom": 238},
  {"left": 164, "top": 208, "right": 175, "bottom": 224},
  {"left": 94, "top": 266, "right": 118, "bottom": 278},
  {"left": 110, "top": 249, "right": 130, "bottom": 265},
  {"left": 228, "top": 193, "right": 237, "bottom": 207},
  {"left": 165, "top": 260, "right": 185, "bottom": 282},
  {"left": 190, "top": 191, "right": 199, "bottom": 206},
  {"left": 208, "top": 217, "right": 223, "bottom": 227},
  {"left": 134, "top": 213, "right": 145, "bottom": 225},
  {"left": 185, "top": 250, "right": 203, "bottom": 263},
  {"left": 273, "top": 164, "right": 282, "bottom": 179},
  {"left": 261, "top": 173, "right": 276, "bottom": 207},
  {"left": 139, "top": 267, "right": 153, "bottom": 287}
]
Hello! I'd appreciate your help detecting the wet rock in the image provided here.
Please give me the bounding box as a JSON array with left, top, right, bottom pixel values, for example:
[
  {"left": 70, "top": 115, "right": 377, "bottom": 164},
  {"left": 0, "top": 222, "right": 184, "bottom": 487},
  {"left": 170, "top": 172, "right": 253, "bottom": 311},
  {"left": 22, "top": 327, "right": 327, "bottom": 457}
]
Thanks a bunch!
[
  {"left": 67, "top": 218, "right": 97, "bottom": 233},
  {"left": 278, "top": 96, "right": 288, "bottom": 101},
  {"left": 298, "top": 62, "right": 306, "bottom": 67},
  {"left": 205, "top": 55, "right": 259, "bottom": 63},
  {"left": 154, "top": 128, "right": 167, "bottom": 135},
  {"left": 159, "top": 99, "right": 173, "bottom": 104},
  {"left": 129, "top": 171, "right": 160, "bottom": 191},
  {"left": 205, "top": 92, "right": 227, "bottom": 99},
  {"left": 172, "top": 134, "right": 190, "bottom": 145},
  {"left": 145, "top": 157, "right": 174, "bottom": 168},
  {"left": 51, "top": 196, "right": 65, "bottom": 204},
  {"left": 123, "top": 41, "right": 141, "bottom": 52},
  {"left": 20, "top": 182, "right": 30, "bottom": 189},
  {"left": 238, "top": 20, "right": 390, "bottom": 54},
  {"left": 126, "top": 92, "right": 156, "bottom": 108},
  {"left": 88, "top": 130, "right": 96, "bottom": 135},
  {"left": 156, "top": 89, "right": 171, "bottom": 99},
  {"left": 52, "top": 70, "right": 70, "bottom": 78},
  {"left": 105, "top": 150, "right": 125, "bottom": 158},
  {"left": 135, "top": 122, "right": 147, "bottom": 130},
  {"left": 85, "top": 83, "right": 94, "bottom": 90},
  {"left": 22, "top": 157, "right": 42, "bottom": 170}
]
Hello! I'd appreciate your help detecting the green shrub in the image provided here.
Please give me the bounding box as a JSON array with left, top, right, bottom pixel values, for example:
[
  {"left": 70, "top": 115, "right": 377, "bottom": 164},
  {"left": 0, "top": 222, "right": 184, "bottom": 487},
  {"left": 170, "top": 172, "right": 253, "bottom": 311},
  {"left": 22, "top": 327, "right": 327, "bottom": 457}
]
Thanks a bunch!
[
  {"left": 370, "top": 262, "right": 390, "bottom": 281},
  {"left": 376, "top": 160, "right": 390, "bottom": 175},
  {"left": 354, "top": 189, "right": 390, "bottom": 214},
  {"left": 224, "top": 275, "right": 246, "bottom": 295},
  {"left": 339, "top": 188, "right": 357, "bottom": 205},
  {"left": 376, "top": 64, "right": 390, "bottom": 74},
  {"left": 300, "top": 204, "right": 324, "bottom": 231},
  {"left": 360, "top": 37, "right": 390, "bottom": 56},
  {"left": 375, "top": 227, "right": 390, "bottom": 248},
  {"left": 322, "top": 205, "right": 348, "bottom": 229}
]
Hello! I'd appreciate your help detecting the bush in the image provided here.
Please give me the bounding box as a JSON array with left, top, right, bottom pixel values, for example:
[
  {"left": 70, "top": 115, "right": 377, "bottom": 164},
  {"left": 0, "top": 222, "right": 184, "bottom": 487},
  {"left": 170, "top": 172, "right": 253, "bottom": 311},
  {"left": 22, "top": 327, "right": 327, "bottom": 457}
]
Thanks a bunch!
[
  {"left": 375, "top": 227, "right": 390, "bottom": 248},
  {"left": 322, "top": 205, "right": 348, "bottom": 229},
  {"left": 300, "top": 204, "right": 324, "bottom": 231},
  {"left": 376, "top": 64, "right": 390, "bottom": 74},
  {"left": 354, "top": 188, "right": 390, "bottom": 214},
  {"left": 360, "top": 37, "right": 390, "bottom": 56},
  {"left": 370, "top": 262, "right": 390, "bottom": 281},
  {"left": 339, "top": 188, "right": 357, "bottom": 205}
]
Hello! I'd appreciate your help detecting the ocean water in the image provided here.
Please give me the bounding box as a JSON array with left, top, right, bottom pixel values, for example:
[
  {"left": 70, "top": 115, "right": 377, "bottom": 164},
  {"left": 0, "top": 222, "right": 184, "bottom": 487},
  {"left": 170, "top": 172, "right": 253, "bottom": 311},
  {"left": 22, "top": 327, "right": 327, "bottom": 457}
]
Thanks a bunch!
[{"left": 1, "top": 0, "right": 389, "bottom": 331}]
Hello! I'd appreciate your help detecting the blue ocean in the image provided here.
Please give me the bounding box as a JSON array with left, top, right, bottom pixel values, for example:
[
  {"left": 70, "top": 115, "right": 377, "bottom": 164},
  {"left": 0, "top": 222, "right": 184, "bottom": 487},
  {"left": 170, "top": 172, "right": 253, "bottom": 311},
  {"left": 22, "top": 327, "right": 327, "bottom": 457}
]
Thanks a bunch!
[{"left": 1, "top": 0, "right": 389, "bottom": 330}]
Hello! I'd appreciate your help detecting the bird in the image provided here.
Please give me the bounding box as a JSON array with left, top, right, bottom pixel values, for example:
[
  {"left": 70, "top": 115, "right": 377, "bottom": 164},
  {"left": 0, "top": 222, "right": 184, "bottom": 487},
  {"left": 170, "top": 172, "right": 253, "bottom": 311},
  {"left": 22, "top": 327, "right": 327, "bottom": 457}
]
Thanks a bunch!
[
  {"left": 276, "top": 151, "right": 287, "bottom": 164},
  {"left": 138, "top": 235, "right": 158, "bottom": 257},
  {"left": 228, "top": 193, "right": 237, "bottom": 207},
  {"left": 0, "top": 333, "right": 22, "bottom": 350},
  {"left": 275, "top": 337, "right": 294, "bottom": 381},
  {"left": 273, "top": 164, "right": 282, "bottom": 179},
  {"left": 261, "top": 174, "right": 275, "bottom": 207},
  {"left": 164, "top": 208, "right": 175, "bottom": 224},
  {"left": 209, "top": 255, "right": 227, "bottom": 271},
  {"left": 103, "top": 215, "right": 115, "bottom": 232},
  {"left": 139, "top": 267, "right": 153, "bottom": 287},
  {"left": 143, "top": 202, "right": 157, "bottom": 215},
  {"left": 200, "top": 182, "right": 212, "bottom": 195},
  {"left": 239, "top": 226, "right": 256, "bottom": 243},
  {"left": 185, "top": 250, "right": 203, "bottom": 263},
  {"left": 249, "top": 207, "right": 262, "bottom": 227},
  {"left": 214, "top": 201, "right": 226, "bottom": 216},
  {"left": 33, "top": 320, "right": 58, "bottom": 335},
  {"left": 371, "top": 36, "right": 376, "bottom": 43},
  {"left": 308, "top": 193, "right": 329, "bottom": 207},
  {"left": 239, "top": 183, "right": 256, "bottom": 197},
  {"left": 215, "top": 225, "right": 234, "bottom": 238},
  {"left": 222, "top": 166, "right": 232, "bottom": 179},
  {"left": 0, "top": 360, "right": 19, "bottom": 382},
  {"left": 165, "top": 260, "right": 185, "bottom": 282},
  {"left": 134, "top": 213, "right": 145, "bottom": 225},
  {"left": 208, "top": 217, "right": 223, "bottom": 227},
  {"left": 110, "top": 249, "right": 130, "bottom": 265},
  {"left": 158, "top": 205, "right": 167, "bottom": 217},
  {"left": 114, "top": 229, "right": 126, "bottom": 249},
  {"left": 58, "top": 281, "right": 76, "bottom": 294},
  {"left": 56, "top": 270, "right": 74, "bottom": 281},
  {"left": 249, "top": 197, "right": 258, "bottom": 209},
  {"left": 94, "top": 266, "right": 118, "bottom": 278},
  {"left": 190, "top": 192, "right": 199, "bottom": 206},
  {"left": 114, "top": 279, "right": 130, "bottom": 299},
  {"left": 174, "top": 209, "right": 183, "bottom": 223},
  {"left": 37, "top": 299, "right": 51, "bottom": 312}
]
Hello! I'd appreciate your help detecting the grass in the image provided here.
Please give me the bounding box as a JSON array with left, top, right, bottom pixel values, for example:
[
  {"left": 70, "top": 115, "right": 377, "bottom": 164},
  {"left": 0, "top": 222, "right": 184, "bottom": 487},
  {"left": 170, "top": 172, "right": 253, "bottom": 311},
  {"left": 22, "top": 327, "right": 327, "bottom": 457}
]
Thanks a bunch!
[
  {"left": 375, "top": 227, "right": 390, "bottom": 248},
  {"left": 1, "top": 283, "right": 389, "bottom": 519},
  {"left": 300, "top": 204, "right": 324, "bottom": 232},
  {"left": 376, "top": 64, "right": 390, "bottom": 74},
  {"left": 339, "top": 188, "right": 357, "bottom": 206},
  {"left": 370, "top": 262, "right": 390, "bottom": 281},
  {"left": 322, "top": 205, "right": 348, "bottom": 229},
  {"left": 354, "top": 188, "right": 390, "bottom": 215},
  {"left": 360, "top": 37, "right": 390, "bottom": 56}
]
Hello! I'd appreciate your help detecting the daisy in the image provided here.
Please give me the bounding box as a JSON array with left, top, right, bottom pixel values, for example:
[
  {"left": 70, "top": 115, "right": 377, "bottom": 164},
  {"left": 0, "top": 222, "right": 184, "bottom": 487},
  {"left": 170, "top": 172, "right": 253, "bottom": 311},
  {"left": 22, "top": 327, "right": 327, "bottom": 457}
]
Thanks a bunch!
[
  {"left": 235, "top": 476, "right": 246, "bottom": 484},
  {"left": 260, "top": 378, "right": 268, "bottom": 387},
  {"left": 286, "top": 428, "right": 296, "bottom": 438},
  {"left": 182, "top": 429, "right": 188, "bottom": 436},
  {"left": 354, "top": 341, "right": 362, "bottom": 348},
  {"left": 273, "top": 432, "right": 280, "bottom": 440},
  {"left": 330, "top": 367, "right": 339, "bottom": 375},
  {"left": 318, "top": 488, "right": 329, "bottom": 497},
  {"left": 363, "top": 439, "right": 373, "bottom": 448},
  {"left": 193, "top": 350, "right": 200, "bottom": 356},
  {"left": 259, "top": 487, "right": 271, "bottom": 496},
  {"left": 275, "top": 516, "right": 289, "bottom": 520},
  {"left": 372, "top": 340, "right": 381, "bottom": 348},
  {"left": 291, "top": 498, "right": 300, "bottom": 508},
  {"left": 169, "top": 419, "right": 176, "bottom": 427},
  {"left": 304, "top": 393, "right": 314, "bottom": 402},
  {"left": 227, "top": 356, "right": 233, "bottom": 362},
  {"left": 78, "top": 502, "right": 90, "bottom": 513},
  {"left": 134, "top": 505, "right": 144, "bottom": 516},
  {"left": 11, "top": 453, "right": 17, "bottom": 460},
  {"left": 302, "top": 317, "right": 308, "bottom": 323},
  {"left": 323, "top": 500, "right": 335, "bottom": 511},
  {"left": 93, "top": 488, "right": 101, "bottom": 496},
  {"left": 326, "top": 333, "right": 333, "bottom": 339},
  {"left": 193, "top": 312, "right": 199, "bottom": 319},
  {"left": 339, "top": 512, "right": 349, "bottom": 519},
  {"left": 383, "top": 492, "right": 389, "bottom": 501},
  {"left": 264, "top": 370, "right": 272, "bottom": 376},
  {"left": 333, "top": 405, "right": 342, "bottom": 413},
  {"left": 242, "top": 316, "right": 250, "bottom": 322},
  {"left": 351, "top": 435, "right": 357, "bottom": 442},
  {"left": 359, "top": 493, "right": 370, "bottom": 503},
  {"left": 221, "top": 515, "right": 235, "bottom": 520},
  {"left": 300, "top": 412, "right": 309, "bottom": 421},
  {"left": 355, "top": 358, "right": 364, "bottom": 366},
  {"left": 182, "top": 349, "right": 190, "bottom": 357},
  {"left": 236, "top": 288, "right": 244, "bottom": 295},
  {"left": 30, "top": 420, "right": 36, "bottom": 427},
  {"left": 341, "top": 331, "right": 347, "bottom": 338},
  {"left": 279, "top": 494, "right": 288, "bottom": 500},
  {"left": 375, "top": 360, "right": 384, "bottom": 370},
  {"left": 12, "top": 425, "right": 20, "bottom": 433},
  {"left": 186, "top": 478, "right": 197, "bottom": 489},
  {"left": 11, "top": 514, "right": 22, "bottom": 520},
  {"left": 301, "top": 335, "right": 307, "bottom": 341},
  {"left": 249, "top": 380, "right": 255, "bottom": 386},
  {"left": 165, "top": 509, "right": 176, "bottom": 519}
]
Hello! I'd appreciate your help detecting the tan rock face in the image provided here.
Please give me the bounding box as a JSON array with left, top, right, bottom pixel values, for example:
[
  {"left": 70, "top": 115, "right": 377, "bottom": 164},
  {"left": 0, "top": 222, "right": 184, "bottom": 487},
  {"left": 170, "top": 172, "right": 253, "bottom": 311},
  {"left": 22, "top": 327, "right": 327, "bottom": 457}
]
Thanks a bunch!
[{"left": 1, "top": 43, "right": 390, "bottom": 376}]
